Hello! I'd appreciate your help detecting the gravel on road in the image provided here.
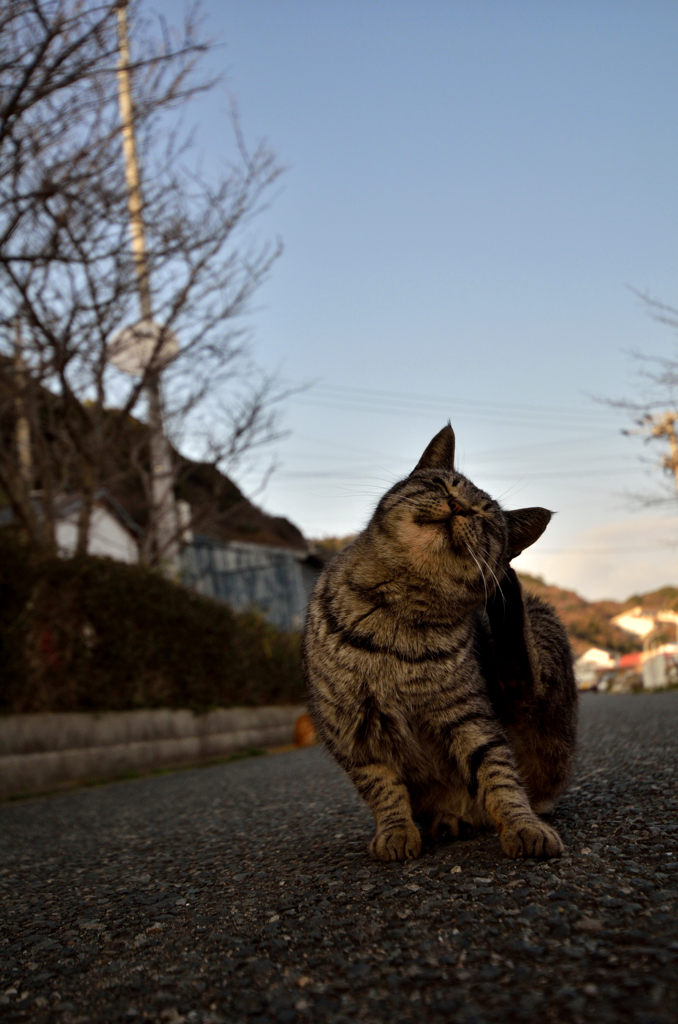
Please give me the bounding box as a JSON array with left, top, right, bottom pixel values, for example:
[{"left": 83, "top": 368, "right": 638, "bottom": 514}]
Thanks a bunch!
[{"left": 1, "top": 691, "right": 677, "bottom": 1024}]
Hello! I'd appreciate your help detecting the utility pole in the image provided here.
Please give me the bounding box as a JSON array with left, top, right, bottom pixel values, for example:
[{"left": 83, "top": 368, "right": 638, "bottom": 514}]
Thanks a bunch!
[{"left": 115, "top": 0, "right": 179, "bottom": 577}]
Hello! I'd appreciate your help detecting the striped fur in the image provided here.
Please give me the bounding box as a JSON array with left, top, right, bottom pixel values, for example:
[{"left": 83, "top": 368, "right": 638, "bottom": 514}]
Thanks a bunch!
[{"left": 302, "top": 425, "right": 578, "bottom": 862}]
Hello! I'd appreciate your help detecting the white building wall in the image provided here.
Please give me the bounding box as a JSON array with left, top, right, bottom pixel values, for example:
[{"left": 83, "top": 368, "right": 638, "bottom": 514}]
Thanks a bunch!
[{"left": 56, "top": 506, "right": 138, "bottom": 564}]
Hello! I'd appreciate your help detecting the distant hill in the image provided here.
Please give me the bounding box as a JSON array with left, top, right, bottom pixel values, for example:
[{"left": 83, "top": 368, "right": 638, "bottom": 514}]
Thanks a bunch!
[
  {"left": 174, "top": 459, "right": 308, "bottom": 551},
  {"left": 89, "top": 415, "right": 309, "bottom": 551},
  {"left": 106, "top": 457, "right": 308, "bottom": 552},
  {"left": 0, "top": 393, "right": 309, "bottom": 552},
  {"left": 311, "top": 534, "right": 357, "bottom": 554},
  {"left": 519, "top": 575, "right": 678, "bottom": 656}
]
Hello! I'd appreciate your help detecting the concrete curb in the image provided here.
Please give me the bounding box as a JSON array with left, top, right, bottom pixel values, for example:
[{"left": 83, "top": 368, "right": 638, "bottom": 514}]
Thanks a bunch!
[{"left": 0, "top": 706, "right": 305, "bottom": 797}]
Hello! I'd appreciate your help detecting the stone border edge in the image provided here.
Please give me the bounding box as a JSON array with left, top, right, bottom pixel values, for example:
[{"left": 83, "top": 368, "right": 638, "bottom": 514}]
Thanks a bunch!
[{"left": 0, "top": 706, "right": 306, "bottom": 798}]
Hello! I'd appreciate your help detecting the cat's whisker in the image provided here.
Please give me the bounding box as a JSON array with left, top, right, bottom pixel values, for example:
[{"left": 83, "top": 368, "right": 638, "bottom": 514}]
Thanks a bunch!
[
  {"left": 472, "top": 545, "right": 507, "bottom": 613},
  {"left": 462, "top": 538, "right": 489, "bottom": 610}
]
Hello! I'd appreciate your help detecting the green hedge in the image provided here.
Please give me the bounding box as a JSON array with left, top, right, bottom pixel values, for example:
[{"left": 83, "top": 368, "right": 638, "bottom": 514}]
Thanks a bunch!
[{"left": 0, "top": 532, "right": 304, "bottom": 714}]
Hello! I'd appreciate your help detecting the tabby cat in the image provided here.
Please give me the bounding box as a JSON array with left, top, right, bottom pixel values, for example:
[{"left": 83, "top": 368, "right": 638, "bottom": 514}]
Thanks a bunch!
[{"left": 303, "top": 425, "right": 577, "bottom": 862}]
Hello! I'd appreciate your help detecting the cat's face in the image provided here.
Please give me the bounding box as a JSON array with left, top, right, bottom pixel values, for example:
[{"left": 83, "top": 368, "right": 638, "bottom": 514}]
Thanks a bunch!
[
  {"left": 370, "top": 425, "right": 551, "bottom": 600},
  {"left": 374, "top": 461, "right": 506, "bottom": 593}
]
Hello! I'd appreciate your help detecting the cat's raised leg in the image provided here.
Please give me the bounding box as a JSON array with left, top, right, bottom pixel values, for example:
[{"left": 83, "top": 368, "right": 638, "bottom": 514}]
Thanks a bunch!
[
  {"left": 484, "top": 566, "right": 578, "bottom": 812},
  {"left": 348, "top": 764, "right": 422, "bottom": 862}
]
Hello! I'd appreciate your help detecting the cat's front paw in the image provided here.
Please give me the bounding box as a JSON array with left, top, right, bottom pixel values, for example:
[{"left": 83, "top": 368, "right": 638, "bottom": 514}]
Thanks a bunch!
[
  {"left": 370, "top": 823, "right": 422, "bottom": 862},
  {"left": 499, "top": 818, "right": 563, "bottom": 859}
]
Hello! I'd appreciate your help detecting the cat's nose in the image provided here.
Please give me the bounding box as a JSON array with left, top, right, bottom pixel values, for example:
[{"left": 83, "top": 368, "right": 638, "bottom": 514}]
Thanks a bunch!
[{"left": 448, "top": 496, "right": 470, "bottom": 516}]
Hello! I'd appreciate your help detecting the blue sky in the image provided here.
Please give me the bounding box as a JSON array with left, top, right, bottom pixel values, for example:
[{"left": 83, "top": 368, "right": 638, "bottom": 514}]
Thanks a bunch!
[{"left": 157, "top": 0, "right": 678, "bottom": 599}]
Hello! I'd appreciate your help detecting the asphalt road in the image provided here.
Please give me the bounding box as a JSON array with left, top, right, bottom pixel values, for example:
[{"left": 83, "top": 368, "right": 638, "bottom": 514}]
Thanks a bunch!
[{"left": 1, "top": 692, "right": 677, "bottom": 1024}]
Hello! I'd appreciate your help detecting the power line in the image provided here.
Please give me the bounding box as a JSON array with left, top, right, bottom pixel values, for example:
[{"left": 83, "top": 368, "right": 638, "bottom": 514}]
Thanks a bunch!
[
  {"left": 288, "top": 383, "right": 618, "bottom": 431},
  {"left": 274, "top": 467, "right": 643, "bottom": 481},
  {"left": 528, "top": 545, "right": 677, "bottom": 553},
  {"left": 304, "top": 383, "right": 612, "bottom": 420}
]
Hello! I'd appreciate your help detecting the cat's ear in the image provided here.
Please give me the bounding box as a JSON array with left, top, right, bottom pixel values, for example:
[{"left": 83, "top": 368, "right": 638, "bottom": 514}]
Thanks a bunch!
[
  {"left": 412, "top": 424, "right": 455, "bottom": 473},
  {"left": 505, "top": 507, "right": 551, "bottom": 559}
]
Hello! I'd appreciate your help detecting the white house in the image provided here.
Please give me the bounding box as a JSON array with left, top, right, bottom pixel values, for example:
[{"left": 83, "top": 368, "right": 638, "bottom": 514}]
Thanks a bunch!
[
  {"left": 610, "top": 607, "right": 657, "bottom": 638},
  {"left": 611, "top": 606, "right": 678, "bottom": 690},
  {"left": 574, "top": 647, "right": 617, "bottom": 690},
  {"left": 56, "top": 497, "right": 139, "bottom": 563}
]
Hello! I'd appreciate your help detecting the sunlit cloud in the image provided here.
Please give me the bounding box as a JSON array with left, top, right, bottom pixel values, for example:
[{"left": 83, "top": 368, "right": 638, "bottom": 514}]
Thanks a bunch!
[{"left": 513, "top": 515, "right": 678, "bottom": 602}]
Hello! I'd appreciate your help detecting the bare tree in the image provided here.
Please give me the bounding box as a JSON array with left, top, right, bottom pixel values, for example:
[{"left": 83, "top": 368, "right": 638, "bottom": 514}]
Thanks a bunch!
[
  {"left": 0, "top": 0, "right": 287, "bottom": 563},
  {"left": 607, "top": 290, "right": 678, "bottom": 508}
]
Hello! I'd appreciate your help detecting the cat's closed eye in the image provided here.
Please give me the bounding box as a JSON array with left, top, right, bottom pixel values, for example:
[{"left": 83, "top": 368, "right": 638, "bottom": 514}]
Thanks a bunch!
[{"left": 428, "top": 478, "right": 469, "bottom": 515}]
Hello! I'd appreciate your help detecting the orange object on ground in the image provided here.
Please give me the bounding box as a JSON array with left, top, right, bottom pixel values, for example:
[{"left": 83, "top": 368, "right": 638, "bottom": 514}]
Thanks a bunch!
[{"left": 295, "top": 713, "right": 317, "bottom": 747}]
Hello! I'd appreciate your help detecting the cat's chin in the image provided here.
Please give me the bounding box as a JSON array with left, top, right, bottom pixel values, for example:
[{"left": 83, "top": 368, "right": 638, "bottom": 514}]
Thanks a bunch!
[{"left": 441, "top": 525, "right": 483, "bottom": 562}]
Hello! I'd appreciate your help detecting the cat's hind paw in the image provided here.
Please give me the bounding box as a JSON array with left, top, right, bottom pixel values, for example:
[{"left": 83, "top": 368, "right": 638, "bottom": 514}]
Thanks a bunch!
[
  {"left": 499, "top": 818, "right": 563, "bottom": 859},
  {"left": 370, "top": 823, "right": 422, "bottom": 862},
  {"left": 430, "top": 813, "right": 475, "bottom": 843}
]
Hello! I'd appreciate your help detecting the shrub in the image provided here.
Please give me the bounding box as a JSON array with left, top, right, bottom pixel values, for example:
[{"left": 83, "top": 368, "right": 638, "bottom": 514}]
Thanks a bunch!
[{"left": 0, "top": 533, "right": 305, "bottom": 713}]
